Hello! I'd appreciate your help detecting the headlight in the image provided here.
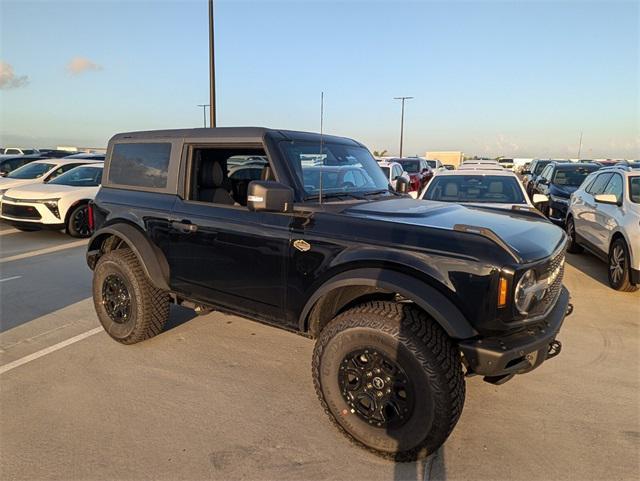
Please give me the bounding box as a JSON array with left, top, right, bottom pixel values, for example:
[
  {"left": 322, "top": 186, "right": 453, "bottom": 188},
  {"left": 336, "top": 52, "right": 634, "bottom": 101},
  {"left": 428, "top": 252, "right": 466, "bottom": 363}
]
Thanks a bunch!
[
  {"left": 40, "top": 199, "right": 60, "bottom": 218},
  {"left": 514, "top": 269, "right": 537, "bottom": 314},
  {"left": 549, "top": 194, "right": 569, "bottom": 204}
]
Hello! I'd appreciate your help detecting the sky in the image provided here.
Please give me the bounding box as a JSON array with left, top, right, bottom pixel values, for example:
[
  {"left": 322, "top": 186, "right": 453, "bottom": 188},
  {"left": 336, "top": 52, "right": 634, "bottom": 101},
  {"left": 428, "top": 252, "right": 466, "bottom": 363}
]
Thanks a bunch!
[{"left": 0, "top": 0, "right": 638, "bottom": 158}]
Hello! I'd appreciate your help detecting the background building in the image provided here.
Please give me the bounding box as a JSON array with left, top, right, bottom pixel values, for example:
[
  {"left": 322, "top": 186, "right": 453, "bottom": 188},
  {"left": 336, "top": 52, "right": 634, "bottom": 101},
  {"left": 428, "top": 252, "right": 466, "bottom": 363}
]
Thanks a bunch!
[{"left": 426, "top": 151, "right": 464, "bottom": 168}]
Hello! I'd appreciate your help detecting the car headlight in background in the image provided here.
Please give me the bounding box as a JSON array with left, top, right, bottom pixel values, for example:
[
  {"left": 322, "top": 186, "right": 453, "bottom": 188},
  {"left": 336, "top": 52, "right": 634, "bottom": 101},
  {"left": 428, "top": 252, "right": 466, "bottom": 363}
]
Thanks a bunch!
[
  {"left": 549, "top": 194, "right": 569, "bottom": 204},
  {"left": 514, "top": 269, "right": 537, "bottom": 314},
  {"left": 39, "top": 199, "right": 61, "bottom": 218}
]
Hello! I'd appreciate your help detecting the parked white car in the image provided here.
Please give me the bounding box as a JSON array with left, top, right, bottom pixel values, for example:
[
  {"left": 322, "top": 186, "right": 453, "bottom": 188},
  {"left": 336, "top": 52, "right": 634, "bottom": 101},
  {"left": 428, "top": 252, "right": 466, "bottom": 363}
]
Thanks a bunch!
[
  {"left": 566, "top": 164, "right": 640, "bottom": 291},
  {"left": 0, "top": 164, "right": 103, "bottom": 237},
  {"left": 377, "top": 160, "right": 410, "bottom": 191},
  {"left": 0, "top": 158, "right": 101, "bottom": 194},
  {"left": 421, "top": 167, "right": 544, "bottom": 211}
]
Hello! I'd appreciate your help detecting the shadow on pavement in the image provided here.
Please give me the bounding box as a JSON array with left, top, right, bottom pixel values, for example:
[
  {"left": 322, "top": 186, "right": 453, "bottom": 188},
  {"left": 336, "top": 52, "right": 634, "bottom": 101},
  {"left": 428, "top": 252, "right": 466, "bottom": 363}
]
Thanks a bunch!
[
  {"left": 565, "top": 251, "right": 609, "bottom": 288},
  {"left": 393, "top": 448, "right": 445, "bottom": 481},
  {"left": 164, "top": 304, "right": 199, "bottom": 332}
]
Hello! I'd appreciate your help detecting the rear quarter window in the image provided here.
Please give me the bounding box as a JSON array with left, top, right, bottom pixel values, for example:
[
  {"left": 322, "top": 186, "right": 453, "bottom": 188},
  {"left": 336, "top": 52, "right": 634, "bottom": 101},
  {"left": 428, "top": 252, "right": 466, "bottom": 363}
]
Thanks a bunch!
[{"left": 108, "top": 143, "right": 171, "bottom": 189}]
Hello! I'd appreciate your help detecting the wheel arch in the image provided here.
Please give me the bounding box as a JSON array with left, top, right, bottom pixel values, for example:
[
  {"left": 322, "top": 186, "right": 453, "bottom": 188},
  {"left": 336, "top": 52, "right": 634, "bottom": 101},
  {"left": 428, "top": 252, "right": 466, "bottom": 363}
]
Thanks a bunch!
[
  {"left": 301, "top": 267, "right": 477, "bottom": 340},
  {"left": 86, "top": 222, "right": 170, "bottom": 291}
]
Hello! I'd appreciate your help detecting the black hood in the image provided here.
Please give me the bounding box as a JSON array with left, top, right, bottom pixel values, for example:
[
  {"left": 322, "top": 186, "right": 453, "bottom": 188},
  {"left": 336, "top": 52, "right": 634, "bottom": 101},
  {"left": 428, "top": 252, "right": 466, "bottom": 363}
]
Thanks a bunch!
[{"left": 344, "top": 198, "right": 566, "bottom": 263}]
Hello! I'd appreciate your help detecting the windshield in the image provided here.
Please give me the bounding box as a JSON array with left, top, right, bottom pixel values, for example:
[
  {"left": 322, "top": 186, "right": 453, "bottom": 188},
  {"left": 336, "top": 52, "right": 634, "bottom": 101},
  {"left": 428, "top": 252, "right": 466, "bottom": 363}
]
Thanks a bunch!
[
  {"left": 398, "top": 159, "right": 420, "bottom": 173},
  {"left": 630, "top": 177, "right": 640, "bottom": 204},
  {"left": 280, "top": 141, "right": 389, "bottom": 198},
  {"left": 426, "top": 160, "right": 438, "bottom": 169},
  {"left": 533, "top": 161, "right": 551, "bottom": 175},
  {"left": 380, "top": 166, "right": 391, "bottom": 178},
  {"left": 48, "top": 166, "right": 103, "bottom": 186},
  {"left": 424, "top": 175, "right": 526, "bottom": 204},
  {"left": 6, "top": 162, "right": 54, "bottom": 179},
  {"left": 552, "top": 167, "right": 598, "bottom": 187}
]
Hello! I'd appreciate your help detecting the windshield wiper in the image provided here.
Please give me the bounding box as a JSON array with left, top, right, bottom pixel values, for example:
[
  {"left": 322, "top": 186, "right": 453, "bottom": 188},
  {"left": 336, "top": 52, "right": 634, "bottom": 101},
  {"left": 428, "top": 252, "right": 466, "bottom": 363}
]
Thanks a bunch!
[{"left": 306, "top": 192, "right": 366, "bottom": 201}]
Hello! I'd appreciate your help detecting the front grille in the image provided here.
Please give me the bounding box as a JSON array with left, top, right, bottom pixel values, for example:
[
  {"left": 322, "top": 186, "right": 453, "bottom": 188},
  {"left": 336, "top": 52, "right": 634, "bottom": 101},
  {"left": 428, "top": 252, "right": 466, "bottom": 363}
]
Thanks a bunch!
[
  {"left": 1, "top": 203, "right": 41, "bottom": 219},
  {"left": 527, "top": 249, "right": 565, "bottom": 318}
]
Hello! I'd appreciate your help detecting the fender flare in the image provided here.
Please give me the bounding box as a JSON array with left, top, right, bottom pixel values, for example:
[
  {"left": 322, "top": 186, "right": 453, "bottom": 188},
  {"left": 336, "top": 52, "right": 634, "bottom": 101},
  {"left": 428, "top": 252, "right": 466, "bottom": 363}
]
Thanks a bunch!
[
  {"left": 86, "top": 223, "right": 171, "bottom": 291},
  {"left": 299, "top": 267, "right": 478, "bottom": 339}
]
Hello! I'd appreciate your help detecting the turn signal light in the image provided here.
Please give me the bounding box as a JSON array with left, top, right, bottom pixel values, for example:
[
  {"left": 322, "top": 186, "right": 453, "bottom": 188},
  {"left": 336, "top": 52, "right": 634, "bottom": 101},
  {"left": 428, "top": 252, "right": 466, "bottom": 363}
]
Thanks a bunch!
[{"left": 498, "top": 277, "right": 508, "bottom": 308}]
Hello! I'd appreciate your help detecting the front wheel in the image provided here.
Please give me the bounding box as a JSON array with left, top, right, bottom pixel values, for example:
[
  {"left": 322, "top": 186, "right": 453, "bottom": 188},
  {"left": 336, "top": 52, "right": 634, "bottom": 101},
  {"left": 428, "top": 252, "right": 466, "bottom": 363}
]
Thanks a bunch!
[
  {"left": 66, "top": 203, "right": 92, "bottom": 238},
  {"left": 93, "top": 248, "right": 170, "bottom": 343},
  {"left": 608, "top": 238, "right": 638, "bottom": 292},
  {"left": 312, "top": 301, "right": 465, "bottom": 461}
]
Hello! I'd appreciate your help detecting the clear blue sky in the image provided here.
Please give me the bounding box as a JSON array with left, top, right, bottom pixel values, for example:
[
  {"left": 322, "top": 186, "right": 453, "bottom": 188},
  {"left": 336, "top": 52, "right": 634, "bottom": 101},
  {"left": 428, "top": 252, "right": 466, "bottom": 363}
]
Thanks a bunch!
[{"left": 1, "top": 0, "right": 638, "bottom": 158}]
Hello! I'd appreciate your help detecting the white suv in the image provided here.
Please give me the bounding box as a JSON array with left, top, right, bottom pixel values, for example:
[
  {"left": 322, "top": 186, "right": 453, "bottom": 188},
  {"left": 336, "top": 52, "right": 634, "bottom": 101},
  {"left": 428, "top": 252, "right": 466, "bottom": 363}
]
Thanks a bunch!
[{"left": 566, "top": 165, "right": 640, "bottom": 291}]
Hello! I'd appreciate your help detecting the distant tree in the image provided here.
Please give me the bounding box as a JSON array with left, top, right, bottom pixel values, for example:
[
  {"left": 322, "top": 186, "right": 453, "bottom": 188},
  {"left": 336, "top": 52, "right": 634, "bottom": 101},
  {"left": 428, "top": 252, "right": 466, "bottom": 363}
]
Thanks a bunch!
[{"left": 373, "top": 149, "right": 388, "bottom": 157}]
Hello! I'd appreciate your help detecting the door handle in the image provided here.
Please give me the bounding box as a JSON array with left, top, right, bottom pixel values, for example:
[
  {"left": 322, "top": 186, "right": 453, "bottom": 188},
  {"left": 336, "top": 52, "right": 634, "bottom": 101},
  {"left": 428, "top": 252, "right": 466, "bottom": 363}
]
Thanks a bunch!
[{"left": 171, "top": 219, "right": 198, "bottom": 233}]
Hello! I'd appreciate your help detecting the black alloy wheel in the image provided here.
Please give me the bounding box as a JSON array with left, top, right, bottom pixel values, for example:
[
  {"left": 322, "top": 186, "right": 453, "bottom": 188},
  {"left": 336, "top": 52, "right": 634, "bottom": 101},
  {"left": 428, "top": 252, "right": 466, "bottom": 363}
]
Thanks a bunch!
[
  {"left": 339, "top": 348, "right": 414, "bottom": 429},
  {"left": 101, "top": 274, "right": 131, "bottom": 323}
]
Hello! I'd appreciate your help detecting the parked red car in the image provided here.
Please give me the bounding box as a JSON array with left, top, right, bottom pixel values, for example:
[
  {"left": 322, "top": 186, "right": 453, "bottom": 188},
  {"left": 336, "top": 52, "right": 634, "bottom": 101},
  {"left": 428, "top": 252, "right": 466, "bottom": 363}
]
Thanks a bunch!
[{"left": 391, "top": 157, "right": 433, "bottom": 194}]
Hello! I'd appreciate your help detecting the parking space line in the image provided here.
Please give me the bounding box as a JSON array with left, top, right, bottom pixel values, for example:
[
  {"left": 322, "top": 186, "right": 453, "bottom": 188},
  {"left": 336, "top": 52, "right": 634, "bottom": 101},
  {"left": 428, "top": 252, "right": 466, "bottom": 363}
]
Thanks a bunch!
[
  {"left": 0, "top": 327, "right": 103, "bottom": 375},
  {"left": 0, "top": 228, "right": 20, "bottom": 236},
  {"left": 0, "top": 275, "right": 22, "bottom": 283},
  {"left": 0, "top": 239, "right": 87, "bottom": 264}
]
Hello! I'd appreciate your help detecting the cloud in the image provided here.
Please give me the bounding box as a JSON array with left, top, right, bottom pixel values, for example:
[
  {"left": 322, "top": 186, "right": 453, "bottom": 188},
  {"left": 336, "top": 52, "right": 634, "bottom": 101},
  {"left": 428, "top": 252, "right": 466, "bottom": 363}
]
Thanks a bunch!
[
  {"left": 66, "top": 57, "right": 102, "bottom": 75},
  {"left": 0, "top": 61, "right": 29, "bottom": 89}
]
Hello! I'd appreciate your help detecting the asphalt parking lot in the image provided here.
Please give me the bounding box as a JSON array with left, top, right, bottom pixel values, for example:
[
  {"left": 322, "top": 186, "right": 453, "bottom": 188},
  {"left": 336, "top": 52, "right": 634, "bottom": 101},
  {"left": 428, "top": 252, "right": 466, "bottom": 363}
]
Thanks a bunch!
[{"left": 1, "top": 222, "right": 638, "bottom": 481}]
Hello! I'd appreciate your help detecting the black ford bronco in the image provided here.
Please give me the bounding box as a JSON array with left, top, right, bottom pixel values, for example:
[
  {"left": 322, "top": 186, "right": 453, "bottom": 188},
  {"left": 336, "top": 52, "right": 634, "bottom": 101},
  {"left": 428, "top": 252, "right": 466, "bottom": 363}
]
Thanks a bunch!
[{"left": 87, "top": 127, "right": 572, "bottom": 460}]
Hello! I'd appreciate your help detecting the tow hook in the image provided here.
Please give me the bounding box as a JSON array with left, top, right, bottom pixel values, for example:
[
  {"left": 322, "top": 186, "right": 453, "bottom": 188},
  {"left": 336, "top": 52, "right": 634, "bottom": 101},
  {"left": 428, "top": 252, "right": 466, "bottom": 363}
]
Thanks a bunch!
[
  {"left": 547, "top": 340, "right": 562, "bottom": 359},
  {"left": 566, "top": 302, "right": 574, "bottom": 316}
]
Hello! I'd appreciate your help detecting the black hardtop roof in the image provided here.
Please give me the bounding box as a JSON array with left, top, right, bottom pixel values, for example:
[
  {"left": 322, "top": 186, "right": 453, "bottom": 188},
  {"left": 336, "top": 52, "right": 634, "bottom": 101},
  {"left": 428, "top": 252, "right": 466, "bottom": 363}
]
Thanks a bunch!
[{"left": 109, "top": 127, "right": 363, "bottom": 147}]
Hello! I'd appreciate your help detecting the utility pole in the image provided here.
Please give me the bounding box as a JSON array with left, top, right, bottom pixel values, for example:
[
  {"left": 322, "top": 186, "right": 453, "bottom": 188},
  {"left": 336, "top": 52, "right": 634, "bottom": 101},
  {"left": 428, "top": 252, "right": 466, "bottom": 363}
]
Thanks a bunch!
[
  {"left": 197, "top": 104, "right": 209, "bottom": 127},
  {"left": 577, "top": 130, "right": 583, "bottom": 159},
  {"left": 208, "top": 0, "right": 217, "bottom": 127},
  {"left": 394, "top": 96, "right": 413, "bottom": 158}
]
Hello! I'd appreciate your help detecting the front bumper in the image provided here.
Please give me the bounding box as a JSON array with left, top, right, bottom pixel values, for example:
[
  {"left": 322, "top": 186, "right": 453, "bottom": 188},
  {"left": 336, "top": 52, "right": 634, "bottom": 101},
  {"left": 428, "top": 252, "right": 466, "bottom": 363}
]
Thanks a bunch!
[
  {"left": 0, "top": 198, "right": 62, "bottom": 227},
  {"left": 459, "top": 286, "right": 571, "bottom": 382}
]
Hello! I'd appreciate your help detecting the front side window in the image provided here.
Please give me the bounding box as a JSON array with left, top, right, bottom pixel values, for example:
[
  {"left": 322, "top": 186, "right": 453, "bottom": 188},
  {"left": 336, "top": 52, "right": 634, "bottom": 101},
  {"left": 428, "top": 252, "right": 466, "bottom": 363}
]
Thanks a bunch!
[
  {"left": 109, "top": 143, "right": 171, "bottom": 189},
  {"left": 602, "top": 174, "right": 623, "bottom": 203},
  {"left": 586, "top": 173, "right": 613, "bottom": 195},
  {"left": 47, "top": 163, "right": 83, "bottom": 181},
  {"left": 280, "top": 141, "right": 389, "bottom": 198},
  {"left": 539, "top": 165, "right": 553, "bottom": 181},
  {"left": 424, "top": 175, "right": 526, "bottom": 204},
  {"left": 629, "top": 177, "right": 640, "bottom": 204},
  {"left": 6, "top": 162, "right": 54, "bottom": 179},
  {"left": 49, "top": 166, "right": 103, "bottom": 187},
  {"left": 380, "top": 166, "right": 391, "bottom": 179},
  {"left": 534, "top": 161, "right": 550, "bottom": 175}
]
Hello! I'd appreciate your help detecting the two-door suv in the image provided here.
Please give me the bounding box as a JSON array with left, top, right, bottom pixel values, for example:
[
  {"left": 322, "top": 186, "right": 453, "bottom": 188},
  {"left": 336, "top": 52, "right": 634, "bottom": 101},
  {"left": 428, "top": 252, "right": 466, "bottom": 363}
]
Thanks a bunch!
[{"left": 87, "top": 128, "right": 572, "bottom": 460}]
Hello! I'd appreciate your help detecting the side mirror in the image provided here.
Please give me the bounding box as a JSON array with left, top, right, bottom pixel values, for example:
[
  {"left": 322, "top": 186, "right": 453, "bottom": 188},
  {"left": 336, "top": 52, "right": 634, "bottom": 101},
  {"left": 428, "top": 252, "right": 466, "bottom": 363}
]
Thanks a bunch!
[
  {"left": 532, "top": 194, "right": 549, "bottom": 205},
  {"left": 0, "top": 171, "right": 7, "bottom": 177},
  {"left": 247, "top": 180, "right": 294, "bottom": 212},
  {"left": 395, "top": 176, "right": 410, "bottom": 194},
  {"left": 594, "top": 194, "right": 620, "bottom": 206},
  {"left": 522, "top": 170, "right": 531, "bottom": 175}
]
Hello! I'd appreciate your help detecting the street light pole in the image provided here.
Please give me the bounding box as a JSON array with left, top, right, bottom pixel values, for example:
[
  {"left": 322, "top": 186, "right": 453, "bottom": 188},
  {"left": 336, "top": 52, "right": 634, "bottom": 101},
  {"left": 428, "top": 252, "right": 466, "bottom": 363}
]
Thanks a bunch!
[
  {"left": 197, "top": 104, "right": 209, "bottom": 127},
  {"left": 394, "top": 96, "right": 413, "bottom": 158},
  {"left": 208, "top": 0, "right": 217, "bottom": 128}
]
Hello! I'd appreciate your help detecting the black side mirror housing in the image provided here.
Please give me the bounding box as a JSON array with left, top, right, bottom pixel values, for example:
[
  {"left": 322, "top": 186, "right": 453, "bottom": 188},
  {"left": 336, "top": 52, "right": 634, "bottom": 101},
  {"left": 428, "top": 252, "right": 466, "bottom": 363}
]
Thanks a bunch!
[
  {"left": 0, "top": 172, "right": 7, "bottom": 177},
  {"left": 395, "top": 176, "right": 410, "bottom": 194},
  {"left": 247, "top": 181, "right": 294, "bottom": 212}
]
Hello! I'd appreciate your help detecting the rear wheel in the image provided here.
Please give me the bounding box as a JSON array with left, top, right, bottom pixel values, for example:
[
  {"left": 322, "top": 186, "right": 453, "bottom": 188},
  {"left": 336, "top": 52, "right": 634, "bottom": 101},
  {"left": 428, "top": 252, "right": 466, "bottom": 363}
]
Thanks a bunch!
[
  {"left": 608, "top": 238, "right": 638, "bottom": 292},
  {"left": 93, "top": 248, "right": 170, "bottom": 343},
  {"left": 312, "top": 301, "right": 465, "bottom": 461},
  {"left": 566, "top": 217, "right": 583, "bottom": 254},
  {"left": 67, "top": 203, "right": 92, "bottom": 238}
]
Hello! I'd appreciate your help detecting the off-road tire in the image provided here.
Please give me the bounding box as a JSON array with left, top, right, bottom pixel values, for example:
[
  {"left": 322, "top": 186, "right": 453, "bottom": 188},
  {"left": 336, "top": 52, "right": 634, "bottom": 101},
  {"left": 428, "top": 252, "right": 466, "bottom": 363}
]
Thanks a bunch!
[
  {"left": 312, "top": 301, "right": 465, "bottom": 461},
  {"left": 608, "top": 238, "right": 638, "bottom": 292},
  {"left": 93, "top": 248, "right": 170, "bottom": 343},
  {"left": 566, "top": 217, "right": 583, "bottom": 254}
]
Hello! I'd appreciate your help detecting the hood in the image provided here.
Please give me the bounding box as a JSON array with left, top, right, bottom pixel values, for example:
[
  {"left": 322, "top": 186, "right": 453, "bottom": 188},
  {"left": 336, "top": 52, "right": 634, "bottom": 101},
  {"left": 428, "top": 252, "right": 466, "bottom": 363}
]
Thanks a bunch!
[
  {"left": 550, "top": 184, "right": 578, "bottom": 197},
  {"left": 344, "top": 198, "right": 565, "bottom": 263},
  {"left": 3, "top": 183, "right": 97, "bottom": 199},
  {"left": 0, "top": 177, "right": 40, "bottom": 191}
]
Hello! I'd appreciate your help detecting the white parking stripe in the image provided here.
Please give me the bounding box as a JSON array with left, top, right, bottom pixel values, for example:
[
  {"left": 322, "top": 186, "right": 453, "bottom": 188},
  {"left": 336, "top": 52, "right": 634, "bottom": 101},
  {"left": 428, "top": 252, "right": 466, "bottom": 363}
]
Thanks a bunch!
[
  {"left": 0, "top": 275, "right": 22, "bottom": 283},
  {"left": 0, "top": 327, "right": 103, "bottom": 375},
  {"left": 0, "top": 228, "right": 20, "bottom": 236},
  {"left": 0, "top": 239, "right": 87, "bottom": 263}
]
